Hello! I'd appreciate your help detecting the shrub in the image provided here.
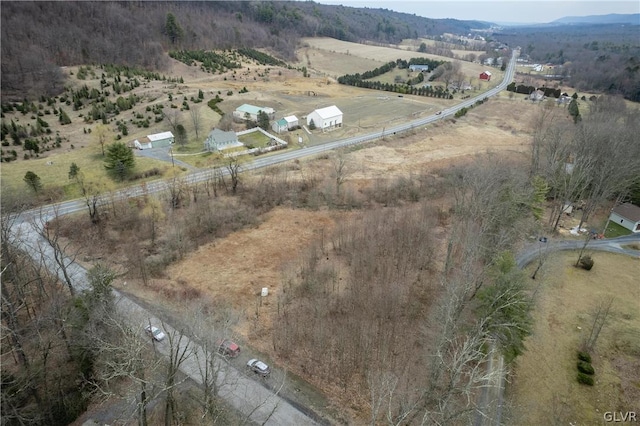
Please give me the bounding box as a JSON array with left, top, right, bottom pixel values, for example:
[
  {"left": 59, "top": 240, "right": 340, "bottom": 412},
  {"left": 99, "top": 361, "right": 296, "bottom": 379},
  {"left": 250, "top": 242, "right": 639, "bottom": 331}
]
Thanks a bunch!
[
  {"left": 579, "top": 255, "right": 594, "bottom": 270},
  {"left": 577, "top": 351, "right": 592, "bottom": 363},
  {"left": 577, "top": 361, "right": 595, "bottom": 375},
  {"left": 577, "top": 372, "right": 594, "bottom": 386}
]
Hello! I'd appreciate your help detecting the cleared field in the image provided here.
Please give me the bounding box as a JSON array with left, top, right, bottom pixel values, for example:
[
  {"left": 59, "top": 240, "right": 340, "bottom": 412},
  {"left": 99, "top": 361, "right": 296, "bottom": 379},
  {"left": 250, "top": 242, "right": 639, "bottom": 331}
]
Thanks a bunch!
[
  {"left": 299, "top": 37, "right": 500, "bottom": 84},
  {"left": 508, "top": 252, "right": 640, "bottom": 424}
]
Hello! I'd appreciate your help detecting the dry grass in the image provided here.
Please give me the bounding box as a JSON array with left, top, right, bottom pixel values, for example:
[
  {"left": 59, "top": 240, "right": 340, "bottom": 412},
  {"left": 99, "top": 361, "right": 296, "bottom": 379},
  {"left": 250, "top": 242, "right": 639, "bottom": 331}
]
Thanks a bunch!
[
  {"left": 508, "top": 252, "right": 640, "bottom": 424},
  {"left": 299, "top": 37, "right": 502, "bottom": 84}
]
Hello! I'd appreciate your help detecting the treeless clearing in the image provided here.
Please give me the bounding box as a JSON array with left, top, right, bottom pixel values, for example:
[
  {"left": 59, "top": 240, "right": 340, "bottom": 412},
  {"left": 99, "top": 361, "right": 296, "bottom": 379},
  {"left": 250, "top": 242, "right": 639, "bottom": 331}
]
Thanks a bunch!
[{"left": 508, "top": 252, "right": 640, "bottom": 424}]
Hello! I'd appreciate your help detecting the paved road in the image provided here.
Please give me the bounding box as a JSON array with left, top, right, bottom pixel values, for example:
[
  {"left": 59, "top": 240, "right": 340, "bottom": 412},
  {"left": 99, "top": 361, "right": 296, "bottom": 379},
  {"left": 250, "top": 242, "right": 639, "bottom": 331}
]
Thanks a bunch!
[
  {"left": 9, "top": 218, "right": 318, "bottom": 425},
  {"left": 7, "top": 50, "right": 522, "bottom": 424}
]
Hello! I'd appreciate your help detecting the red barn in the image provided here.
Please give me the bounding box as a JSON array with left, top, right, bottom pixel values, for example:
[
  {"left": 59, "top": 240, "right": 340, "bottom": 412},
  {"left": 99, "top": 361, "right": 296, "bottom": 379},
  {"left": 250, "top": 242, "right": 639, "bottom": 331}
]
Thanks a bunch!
[{"left": 479, "top": 71, "right": 492, "bottom": 81}]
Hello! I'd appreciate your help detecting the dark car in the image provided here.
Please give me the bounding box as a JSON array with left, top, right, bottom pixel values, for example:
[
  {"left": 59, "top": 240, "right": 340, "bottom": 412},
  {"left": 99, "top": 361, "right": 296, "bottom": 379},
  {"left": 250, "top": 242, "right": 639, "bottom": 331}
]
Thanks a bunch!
[
  {"left": 247, "top": 359, "right": 270, "bottom": 377},
  {"left": 217, "top": 339, "right": 241, "bottom": 358}
]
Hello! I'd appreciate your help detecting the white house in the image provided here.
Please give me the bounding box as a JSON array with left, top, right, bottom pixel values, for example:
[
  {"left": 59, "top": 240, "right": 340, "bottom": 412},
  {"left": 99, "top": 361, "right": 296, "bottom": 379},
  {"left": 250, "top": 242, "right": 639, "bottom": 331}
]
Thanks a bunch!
[
  {"left": 271, "top": 115, "right": 299, "bottom": 133},
  {"left": 233, "top": 104, "right": 275, "bottom": 122},
  {"left": 307, "top": 105, "right": 343, "bottom": 131},
  {"left": 608, "top": 203, "right": 640, "bottom": 233},
  {"left": 409, "top": 64, "right": 429, "bottom": 72},
  {"left": 204, "top": 128, "right": 241, "bottom": 151},
  {"left": 529, "top": 89, "right": 545, "bottom": 101},
  {"left": 133, "top": 131, "right": 174, "bottom": 150}
]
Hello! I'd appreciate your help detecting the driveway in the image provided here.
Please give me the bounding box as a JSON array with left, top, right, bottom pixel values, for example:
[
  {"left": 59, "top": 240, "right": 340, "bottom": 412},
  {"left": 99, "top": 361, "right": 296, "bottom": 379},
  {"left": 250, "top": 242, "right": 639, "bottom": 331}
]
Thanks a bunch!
[{"left": 134, "top": 146, "right": 197, "bottom": 171}]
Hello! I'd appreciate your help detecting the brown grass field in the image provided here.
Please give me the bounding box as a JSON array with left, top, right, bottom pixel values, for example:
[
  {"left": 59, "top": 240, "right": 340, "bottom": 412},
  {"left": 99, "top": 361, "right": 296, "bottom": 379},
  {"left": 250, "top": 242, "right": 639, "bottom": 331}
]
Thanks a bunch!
[
  {"left": 6, "top": 36, "right": 637, "bottom": 423},
  {"left": 509, "top": 252, "right": 640, "bottom": 425}
]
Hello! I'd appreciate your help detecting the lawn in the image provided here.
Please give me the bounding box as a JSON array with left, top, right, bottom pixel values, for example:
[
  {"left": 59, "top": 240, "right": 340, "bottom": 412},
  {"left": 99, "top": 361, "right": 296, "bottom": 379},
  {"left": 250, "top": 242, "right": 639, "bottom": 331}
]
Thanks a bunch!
[
  {"left": 508, "top": 251, "right": 640, "bottom": 424},
  {"left": 604, "top": 221, "right": 632, "bottom": 238},
  {"left": 238, "top": 129, "right": 272, "bottom": 148}
]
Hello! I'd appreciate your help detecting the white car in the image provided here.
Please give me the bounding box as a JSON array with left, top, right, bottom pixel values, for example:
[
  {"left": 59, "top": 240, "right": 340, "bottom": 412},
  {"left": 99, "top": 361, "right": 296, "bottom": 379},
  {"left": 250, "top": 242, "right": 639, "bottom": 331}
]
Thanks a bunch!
[
  {"left": 247, "top": 359, "right": 270, "bottom": 377},
  {"left": 145, "top": 325, "right": 166, "bottom": 342}
]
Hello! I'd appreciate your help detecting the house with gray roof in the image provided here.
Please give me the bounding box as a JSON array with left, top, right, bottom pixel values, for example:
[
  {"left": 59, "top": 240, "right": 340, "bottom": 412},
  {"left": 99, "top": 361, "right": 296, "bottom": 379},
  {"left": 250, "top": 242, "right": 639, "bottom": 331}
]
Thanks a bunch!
[
  {"left": 204, "top": 129, "right": 242, "bottom": 151},
  {"left": 608, "top": 203, "right": 640, "bottom": 233}
]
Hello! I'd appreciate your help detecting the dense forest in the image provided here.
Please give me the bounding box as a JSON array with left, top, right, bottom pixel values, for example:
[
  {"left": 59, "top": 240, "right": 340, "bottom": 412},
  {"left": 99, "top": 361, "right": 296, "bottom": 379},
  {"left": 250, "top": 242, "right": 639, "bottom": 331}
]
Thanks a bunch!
[
  {"left": 0, "top": 1, "right": 490, "bottom": 99},
  {"left": 495, "top": 24, "right": 640, "bottom": 101}
]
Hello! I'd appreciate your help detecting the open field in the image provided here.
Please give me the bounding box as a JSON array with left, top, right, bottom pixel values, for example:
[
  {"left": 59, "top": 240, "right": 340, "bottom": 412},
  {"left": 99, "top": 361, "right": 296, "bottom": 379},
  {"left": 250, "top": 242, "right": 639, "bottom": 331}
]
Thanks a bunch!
[
  {"left": 299, "top": 37, "right": 501, "bottom": 85},
  {"left": 2, "top": 37, "right": 499, "bottom": 201},
  {"left": 508, "top": 252, "right": 640, "bottom": 425}
]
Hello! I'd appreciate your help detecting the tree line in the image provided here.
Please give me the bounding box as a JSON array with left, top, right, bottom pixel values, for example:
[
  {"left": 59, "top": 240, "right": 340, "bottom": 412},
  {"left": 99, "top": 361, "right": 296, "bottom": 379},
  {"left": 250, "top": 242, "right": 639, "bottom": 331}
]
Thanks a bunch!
[{"left": 495, "top": 24, "right": 640, "bottom": 102}]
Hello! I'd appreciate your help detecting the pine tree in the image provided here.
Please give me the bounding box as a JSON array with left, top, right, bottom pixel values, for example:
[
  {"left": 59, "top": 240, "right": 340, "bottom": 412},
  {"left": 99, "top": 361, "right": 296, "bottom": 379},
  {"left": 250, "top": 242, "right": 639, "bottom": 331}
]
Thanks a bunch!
[
  {"left": 59, "top": 107, "right": 71, "bottom": 125},
  {"left": 24, "top": 171, "right": 42, "bottom": 193}
]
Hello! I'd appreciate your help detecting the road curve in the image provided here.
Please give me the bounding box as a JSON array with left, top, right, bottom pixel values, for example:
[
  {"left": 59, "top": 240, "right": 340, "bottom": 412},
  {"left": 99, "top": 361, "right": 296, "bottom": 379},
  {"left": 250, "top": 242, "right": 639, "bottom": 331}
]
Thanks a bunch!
[{"left": 7, "top": 49, "right": 521, "bottom": 424}]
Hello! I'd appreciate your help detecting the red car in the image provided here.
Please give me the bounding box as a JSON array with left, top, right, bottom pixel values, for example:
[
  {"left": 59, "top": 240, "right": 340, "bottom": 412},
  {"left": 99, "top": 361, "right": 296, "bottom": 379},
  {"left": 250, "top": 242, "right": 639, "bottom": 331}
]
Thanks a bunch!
[{"left": 217, "top": 339, "right": 240, "bottom": 358}]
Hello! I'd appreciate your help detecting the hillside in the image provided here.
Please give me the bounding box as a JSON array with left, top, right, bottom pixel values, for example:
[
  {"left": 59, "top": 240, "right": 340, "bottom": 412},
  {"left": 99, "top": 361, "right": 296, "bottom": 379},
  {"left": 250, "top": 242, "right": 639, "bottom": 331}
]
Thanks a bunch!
[{"left": 0, "top": 1, "right": 490, "bottom": 99}]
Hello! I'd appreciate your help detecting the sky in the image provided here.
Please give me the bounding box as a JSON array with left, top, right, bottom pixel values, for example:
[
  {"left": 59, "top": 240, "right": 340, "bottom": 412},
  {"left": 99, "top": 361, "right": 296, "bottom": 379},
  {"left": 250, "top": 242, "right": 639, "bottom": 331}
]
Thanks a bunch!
[{"left": 314, "top": 1, "right": 640, "bottom": 24}]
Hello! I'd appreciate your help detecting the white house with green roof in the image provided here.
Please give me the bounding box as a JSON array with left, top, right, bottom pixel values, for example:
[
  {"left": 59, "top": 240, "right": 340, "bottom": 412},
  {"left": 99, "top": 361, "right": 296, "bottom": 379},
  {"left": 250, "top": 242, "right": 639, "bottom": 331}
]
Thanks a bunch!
[
  {"left": 271, "top": 115, "right": 299, "bottom": 133},
  {"left": 233, "top": 104, "right": 275, "bottom": 122}
]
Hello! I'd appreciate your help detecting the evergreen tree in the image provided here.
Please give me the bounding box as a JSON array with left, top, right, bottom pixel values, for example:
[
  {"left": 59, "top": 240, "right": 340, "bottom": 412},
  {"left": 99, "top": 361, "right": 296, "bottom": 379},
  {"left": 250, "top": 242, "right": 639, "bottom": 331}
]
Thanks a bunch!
[
  {"left": 104, "top": 142, "right": 135, "bottom": 180},
  {"left": 69, "top": 162, "right": 80, "bottom": 180},
  {"left": 164, "top": 13, "right": 184, "bottom": 44},
  {"left": 257, "top": 110, "right": 270, "bottom": 130},
  {"left": 23, "top": 171, "right": 42, "bottom": 193},
  {"left": 59, "top": 107, "right": 71, "bottom": 125},
  {"left": 568, "top": 99, "right": 581, "bottom": 123}
]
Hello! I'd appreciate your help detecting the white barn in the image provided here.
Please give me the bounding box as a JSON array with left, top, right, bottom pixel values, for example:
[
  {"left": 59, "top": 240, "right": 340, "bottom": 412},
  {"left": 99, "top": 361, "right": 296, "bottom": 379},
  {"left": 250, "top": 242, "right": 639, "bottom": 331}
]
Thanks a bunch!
[
  {"left": 608, "top": 203, "right": 640, "bottom": 233},
  {"left": 307, "top": 106, "right": 343, "bottom": 130}
]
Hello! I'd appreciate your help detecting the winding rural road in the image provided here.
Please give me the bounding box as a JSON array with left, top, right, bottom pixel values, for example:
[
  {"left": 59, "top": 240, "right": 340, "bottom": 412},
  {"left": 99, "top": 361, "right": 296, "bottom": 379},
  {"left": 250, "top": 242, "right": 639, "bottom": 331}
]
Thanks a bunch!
[{"left": 7, "top": 49, "right": 523, "bottom": 424}]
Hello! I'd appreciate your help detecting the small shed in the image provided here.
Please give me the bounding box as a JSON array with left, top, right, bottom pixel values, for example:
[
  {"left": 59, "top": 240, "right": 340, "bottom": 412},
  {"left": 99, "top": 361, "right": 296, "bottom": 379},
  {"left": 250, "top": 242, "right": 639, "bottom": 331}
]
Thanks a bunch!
[
  {"left": 307, "top": 106, "right": 343, "bottom": 130},
  {"left": 147, "top": 131, "right": 174, "bottom": 148},
  {"left": 479, "top": 71, "right": 492, "bottom": 81},
  {"left": 271, "top": 115, "right": 299, "bottom": 134},
  {"left": 134, "top": 137, "right": 153, "bottom": 150},
  {"left": 204, "top": 128, "right": 241, "bottom": 151},
  {"left": 609, "top": 203, "right": 640, "bottom": 233}
]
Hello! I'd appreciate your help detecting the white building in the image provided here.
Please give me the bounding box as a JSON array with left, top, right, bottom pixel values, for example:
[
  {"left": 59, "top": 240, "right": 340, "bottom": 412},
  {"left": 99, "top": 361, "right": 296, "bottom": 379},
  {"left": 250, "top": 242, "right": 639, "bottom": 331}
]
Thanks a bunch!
[
  {"left": 133, "top": 131, "right": 174, "bottom": 150},
  {"left": 233, "top": 104, "right": 275, "bottom": 122},
  {"left": 608, "top": 203, "right": 640, "bottom": 233},
  {"left": 272, "top": 115, "right": 299, "bottom": 133},
  {"left": 306, "top": 106, "right": 343, "bottom": 131}
]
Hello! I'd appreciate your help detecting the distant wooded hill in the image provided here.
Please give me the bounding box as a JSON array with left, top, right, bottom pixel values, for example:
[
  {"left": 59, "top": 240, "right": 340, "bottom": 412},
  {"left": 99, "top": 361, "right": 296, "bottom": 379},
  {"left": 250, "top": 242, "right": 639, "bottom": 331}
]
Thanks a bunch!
[
  {"left": 494, "top": 23, "right": 640, "bottom": 102},
  {"left": 552, "top": 14, "right": 640, "bottom": 25},
  {"left": 0, "top": 1, "right": 489, "bottom": 99}
]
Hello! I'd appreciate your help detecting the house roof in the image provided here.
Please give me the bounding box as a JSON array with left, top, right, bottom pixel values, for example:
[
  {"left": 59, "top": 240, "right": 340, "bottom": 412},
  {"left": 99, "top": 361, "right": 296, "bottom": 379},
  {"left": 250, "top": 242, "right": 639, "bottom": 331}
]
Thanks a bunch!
[
  {"left": 284, "top": 115, "right": 298, "bottom": 123},
  {"left": 612, "top": 203, "right": 640, "bottom": 222},
  {"left": 313, "top": 105, "right": 343, "bottom": 119},
  {"left": 481, "top": 71, "right": 492, "bottom": 76},
  {"left": 207, "top": 128, "right": 237, "bottom": 144},
  {"left": 275, "top": 118, "right": 287, "bottom": 126},
  {"left": 147, "top": 131, "right": 174, "bottom": 141},
  {"left": 236, "top": 104, "right": 274, "bottom": 115}
]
